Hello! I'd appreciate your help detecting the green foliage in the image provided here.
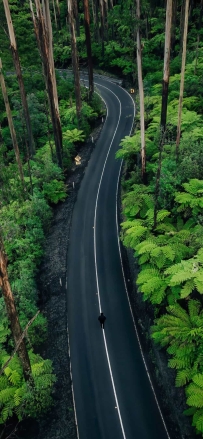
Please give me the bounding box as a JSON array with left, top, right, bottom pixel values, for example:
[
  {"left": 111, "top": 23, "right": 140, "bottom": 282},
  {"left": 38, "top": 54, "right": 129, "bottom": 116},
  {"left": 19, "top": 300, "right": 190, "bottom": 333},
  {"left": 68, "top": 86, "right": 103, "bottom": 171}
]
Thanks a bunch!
[
  {"left": 43, "top": 179, "right": 67, "bottom": 204},
  {"left": 152, "top": 300, "right": 203, "bottom": 382},
  {"left": 0, "top": 350, "right": 55, "bottom": 424},
  {"left": 63, "top": 128, "right": 85, "bottom": 143}
]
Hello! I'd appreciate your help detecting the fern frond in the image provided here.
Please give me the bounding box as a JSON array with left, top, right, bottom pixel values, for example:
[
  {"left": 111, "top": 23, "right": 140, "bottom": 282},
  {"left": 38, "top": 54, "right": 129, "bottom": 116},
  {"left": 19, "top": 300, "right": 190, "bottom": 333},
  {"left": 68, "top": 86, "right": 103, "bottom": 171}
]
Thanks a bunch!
[
  {"left": 175, "top": 369, "right": 191, "bottom": 387},
  {"left": 180, "top": 279, "right": 195, "bottom": 299}
]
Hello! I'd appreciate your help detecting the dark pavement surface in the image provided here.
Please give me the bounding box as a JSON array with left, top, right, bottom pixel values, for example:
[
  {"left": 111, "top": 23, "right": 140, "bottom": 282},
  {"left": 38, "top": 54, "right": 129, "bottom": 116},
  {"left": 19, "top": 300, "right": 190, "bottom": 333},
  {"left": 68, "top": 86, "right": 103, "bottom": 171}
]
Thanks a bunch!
[{"left": 66, "top": 77, "right": 170, "bottom": 439}]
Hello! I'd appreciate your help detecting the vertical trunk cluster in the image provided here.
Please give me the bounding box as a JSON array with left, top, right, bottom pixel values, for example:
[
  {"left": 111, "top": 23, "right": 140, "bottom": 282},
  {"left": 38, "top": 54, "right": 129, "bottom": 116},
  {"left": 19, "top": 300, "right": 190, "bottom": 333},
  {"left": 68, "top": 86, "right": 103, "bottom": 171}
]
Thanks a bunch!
[
  {"left": 92, "top": 0, "right": 100, "bottom": 42},
  {"left": 161, "top": 0, "right": 173, "bottom": 130},
  {"left": 0, "top": 58, "right": 25, "bottom": 190},
  {"left": 73, "top": 0, "right": 80, "bottom": 37},
  {"left": 68, "top": 0, "right": 82, "bottom": 120},
  {"left": 154, "top": 0, "right": 173, "bottom": 229},
  {"left": 0, "top": 236, "right": 31, "bottom": 381},
  {"left": 3, "top": 0, "right": 35, "bottom": 159},
  {"left": 176, "top": 0, "right": 189, "bottom": 153},
  {"left": 136, "top": 0, "right": 146, "bottom": 182},
  {"left": 194, "top": 0, "right": 203, "bottom": 75},
  {"left": 99, "top": 0, "right": 105, "bottom": 56},
  {"left": 84, "top": 0, "right": 94, "bottom": 99},
  {"left": 30, "top": 0, "right": 63, "bottom": 168}
]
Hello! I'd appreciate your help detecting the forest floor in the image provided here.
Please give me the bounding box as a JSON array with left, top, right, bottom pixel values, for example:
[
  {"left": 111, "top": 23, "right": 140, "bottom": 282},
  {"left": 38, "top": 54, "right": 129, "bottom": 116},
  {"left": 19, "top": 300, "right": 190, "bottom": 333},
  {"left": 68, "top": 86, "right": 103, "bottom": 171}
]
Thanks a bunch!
[{"left": 20, "top": 98, "right": 199, "bottom": 439}]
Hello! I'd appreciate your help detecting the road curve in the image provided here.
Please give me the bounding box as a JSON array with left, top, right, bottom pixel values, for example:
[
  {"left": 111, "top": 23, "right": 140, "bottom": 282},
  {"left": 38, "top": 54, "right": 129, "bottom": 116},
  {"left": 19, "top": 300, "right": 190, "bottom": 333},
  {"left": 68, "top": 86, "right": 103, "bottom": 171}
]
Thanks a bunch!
[{"left": 66, "top": 76, "right": 170, "bottom": 439}]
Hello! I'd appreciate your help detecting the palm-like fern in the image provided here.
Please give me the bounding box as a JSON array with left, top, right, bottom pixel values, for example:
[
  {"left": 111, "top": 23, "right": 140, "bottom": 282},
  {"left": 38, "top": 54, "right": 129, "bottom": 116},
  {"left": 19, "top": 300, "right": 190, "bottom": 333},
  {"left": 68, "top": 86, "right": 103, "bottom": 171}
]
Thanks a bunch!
[
  {"left": 165, "top": 248, "right": 203, "bottom": 299},
  {"left": 185, "top": 374, "right": 203, "bottom": 434},
  {"left": 137, "top": 265, "right": 168, "bottom": 304},
  {"left": 0, "top": 350, "right": 55, "bottom": 424},
  {"left": 122, "top": 184, "right": 154, "bottom": 220},
  {"left": 152, "top": 300, "right": 203, "bottom": 385},
  {"left": 175, "top": 179, "right": 203, "bottom": 217}
]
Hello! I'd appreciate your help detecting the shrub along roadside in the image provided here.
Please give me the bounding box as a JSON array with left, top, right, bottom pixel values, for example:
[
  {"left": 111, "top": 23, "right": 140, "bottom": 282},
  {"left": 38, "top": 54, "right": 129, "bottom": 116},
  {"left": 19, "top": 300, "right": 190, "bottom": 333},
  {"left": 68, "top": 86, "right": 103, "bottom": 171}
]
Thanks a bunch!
[
  {"left": 118, "top": 50, "right": 203, "bottom": 436},
  {"left": 0, "top": 75, "right": 103, "bottom": 431}
]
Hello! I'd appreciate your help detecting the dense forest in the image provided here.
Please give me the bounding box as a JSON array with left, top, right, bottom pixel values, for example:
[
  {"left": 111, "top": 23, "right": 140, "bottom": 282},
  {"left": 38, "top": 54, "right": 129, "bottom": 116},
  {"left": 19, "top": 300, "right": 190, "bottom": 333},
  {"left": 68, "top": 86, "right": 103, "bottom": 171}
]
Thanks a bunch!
[{"left": 0, "top": 0, "right": 203, "bottom": 437}]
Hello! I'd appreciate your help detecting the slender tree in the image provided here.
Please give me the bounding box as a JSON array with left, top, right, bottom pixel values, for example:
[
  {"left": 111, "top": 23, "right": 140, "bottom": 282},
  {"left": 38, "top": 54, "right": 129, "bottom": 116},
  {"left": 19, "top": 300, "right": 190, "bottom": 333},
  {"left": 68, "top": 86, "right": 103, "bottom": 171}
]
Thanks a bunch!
[
  {"left": 99, "top": 0, "right": 105, "bottom": 56},
  {"left": 154, "top": 0, "right": 173, "bottom": 229},
  {"left": 68, "top": 0, "right": 82, "bottom": 120},
  {"left": 30, "top": 0, "right": 63, "bottom": 168},
  {"left": 0, "top": 58, "right": 25, "bottom": 190},
  {"left": 136, "top": 0, "right": 146, "bottom": 182},
  {"left": 52, "top": 0, "right": 57, "bottom": 27},
  {"left": 176, "top": 0, "right": 189, "bottom": 154},
  {"left": 73, "top": 0, "right": 80, "bottom": 37},
  {"left": 42, "top": 0, "right": 60, "bottom": 114},
  {"left": 92, "top": 0, "right": 100, "bottom": 42},
  {"left": 0, "top": 234, "right": 31, "bottom": 381},
  {"left": 84, "top": 0, "right": 94, "bottom": 99},
  {"left": 3, "top": 0, "right": 35, "bottom": 158},
  {"left": 161, "top": 0, "right": 173, "bottom": 130},
  {"left": 194, "top": 0, "right": 203, "bottom": 75}
]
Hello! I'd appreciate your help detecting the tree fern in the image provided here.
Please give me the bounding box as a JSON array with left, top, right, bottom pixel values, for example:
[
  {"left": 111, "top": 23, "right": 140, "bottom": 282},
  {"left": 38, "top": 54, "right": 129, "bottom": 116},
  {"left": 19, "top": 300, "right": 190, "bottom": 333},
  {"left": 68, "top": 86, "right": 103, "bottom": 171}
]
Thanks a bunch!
[
  {"left": 0, "top": 350, "right": 55, "bottom": 423},
  {"left": 152, "top": 300, "right": 203, "bottom": 386},
  {"left": 175, "top": 179, "right": 203, "bottom": 217}
]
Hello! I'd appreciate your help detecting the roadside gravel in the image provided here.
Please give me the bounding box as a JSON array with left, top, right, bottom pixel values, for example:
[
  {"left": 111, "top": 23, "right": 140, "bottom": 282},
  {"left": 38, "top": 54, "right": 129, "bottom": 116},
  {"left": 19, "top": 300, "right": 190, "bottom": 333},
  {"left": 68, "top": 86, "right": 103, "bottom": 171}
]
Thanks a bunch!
[{"left": 27, "top": 120, "right": 105, "bottom": 439}]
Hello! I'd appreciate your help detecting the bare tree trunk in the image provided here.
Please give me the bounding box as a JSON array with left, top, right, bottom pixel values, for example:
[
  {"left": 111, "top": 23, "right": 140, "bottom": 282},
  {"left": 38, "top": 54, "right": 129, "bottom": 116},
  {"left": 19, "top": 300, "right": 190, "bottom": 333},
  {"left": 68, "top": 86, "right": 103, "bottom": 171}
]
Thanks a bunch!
[
  {"left": 161, "top": 0, "right": 173, "bottom": 129},
  {"left": 154, "top": 0, "right": 173, "bottom": 229},
  {"left": 136, "top": 0, "right": 146, "bottom": 183},
  {"left": 180, "top": 0, "right": 186, "bottom": 54},
  {"left": 99, "top": 0, "right": 105, "bottom": 56},
  {"left": 73, "top": 0, "right": 80, "bottom": 37},
  {"left": 3, "top": 0, "right": 35, "bottom": 159},
  {"left": 104, "top": 0, "right": 108, "bottom": 42},
  {"left": 176, "top": 0, "right": 189, "bottom": 154},
  {"left": 30, "top": 0, "right": 63, "bottom": 168},
  {"left": 94, "top": 0, "right": 100, "bottom": 42},
  {"left": 42, "top": 0, "right": 60, "bottom": 114},
  {"left": 0, "top": 235, "right": 31, "bottom": 381},
  {"left": 84, "top": 0, "right": 94, "bottom": 99},
  {"left": 0, "top": 58, "right": 25, "bottom": 190},
  {"left": 171, "top": 0, "right": 177, "bottom": 53},
  {"left": 194, "top": 0, "right": 203, "bottom": 75},
  {"left": 68, "top": 0, "right": 81, "bottom": 120},
  {"left": 52, "top": 0, "right": 57, "bottom": 28}
]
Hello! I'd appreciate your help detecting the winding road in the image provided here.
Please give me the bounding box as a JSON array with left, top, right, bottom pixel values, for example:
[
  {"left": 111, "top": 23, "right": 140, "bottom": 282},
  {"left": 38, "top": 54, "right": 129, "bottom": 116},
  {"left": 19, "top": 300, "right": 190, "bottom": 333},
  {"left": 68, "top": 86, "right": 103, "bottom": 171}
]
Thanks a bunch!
[{"left": 66, "top": 76, "right": 170, "bottom": 439}]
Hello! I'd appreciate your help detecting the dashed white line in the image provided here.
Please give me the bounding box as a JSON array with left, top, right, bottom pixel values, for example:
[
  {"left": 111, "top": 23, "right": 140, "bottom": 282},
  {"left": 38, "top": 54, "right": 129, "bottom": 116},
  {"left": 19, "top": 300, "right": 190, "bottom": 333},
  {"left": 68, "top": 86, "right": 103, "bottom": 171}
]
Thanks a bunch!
[{"left": 93, "top": 84, "right": 127, "bottom": 439}]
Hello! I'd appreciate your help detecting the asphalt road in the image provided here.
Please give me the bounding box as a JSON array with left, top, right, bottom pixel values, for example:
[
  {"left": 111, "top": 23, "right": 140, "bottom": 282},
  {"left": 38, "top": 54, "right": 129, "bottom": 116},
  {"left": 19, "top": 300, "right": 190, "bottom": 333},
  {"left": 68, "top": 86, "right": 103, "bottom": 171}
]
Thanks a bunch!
[{"left": 66, "top": 76, "right": 170, "bottom": 439}]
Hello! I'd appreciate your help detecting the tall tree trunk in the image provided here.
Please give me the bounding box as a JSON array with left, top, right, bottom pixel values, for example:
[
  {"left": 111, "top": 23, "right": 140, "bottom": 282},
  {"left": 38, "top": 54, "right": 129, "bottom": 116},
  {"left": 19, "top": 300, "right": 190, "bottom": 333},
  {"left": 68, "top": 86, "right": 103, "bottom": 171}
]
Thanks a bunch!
[
  {"left": 171, "top": 0, "right": 177, "bottom": 53},
  {"left": 0, "top": 235, "right": 31, "bottom": 381},
  {"left": 84, "top": 0, "right": 94, "bottom": 99},
  {"left": 52, "top": 0, "right": 57, "bottom": 27},
  {"left": 194, "top": 0, "right": 203, "bottom": 75},
  {"left": 73, "top": 0, "right": 80, "bottom": 37},
  {"left": 94, "top": 0, "right": 100, "bottom": 42},
  {"left": 0, "top": 58, "right": 25, "bottom": 191},
  {"left": 104, "top": 0, "right": 108, "bottom": 42},
  {"left": 68, "top": 0, "right": 82, "bottom": 120},
  {"left": 180, "top": 0, "right": 186, "bottom": 54},
  {"left": 136, "top": 0, "right": 146, "bottom": 183},
  {"left": 55, "top": 0, "right": 61, "bottom": 28},
  {"left": 30, "top": 0, "right": 63, "bottom": 168},
  {"left": 176, "top": 0, "right": 189, "bottom": 154},
  {"left": 154, "top": 0, "right": 173, "bottom": 229},
  {"left": 42, "top": 0, "right": 60, "bottom": 114},
  {"left": 3, "top": 0, "right": 35, "bottom": 159},
  {"left": 99, "top": 0, "right": 105, "bottom": 56},
  {"left": 161, "top": 0, "right": 173, "bottom": 130}
]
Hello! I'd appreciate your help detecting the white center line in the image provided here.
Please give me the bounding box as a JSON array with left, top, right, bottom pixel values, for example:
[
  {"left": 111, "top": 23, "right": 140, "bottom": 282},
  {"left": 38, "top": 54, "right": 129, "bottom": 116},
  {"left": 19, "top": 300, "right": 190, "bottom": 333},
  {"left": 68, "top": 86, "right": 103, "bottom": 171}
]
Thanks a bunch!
[{"left": 93, "top": 83, "right": 127, "bottom": 438}]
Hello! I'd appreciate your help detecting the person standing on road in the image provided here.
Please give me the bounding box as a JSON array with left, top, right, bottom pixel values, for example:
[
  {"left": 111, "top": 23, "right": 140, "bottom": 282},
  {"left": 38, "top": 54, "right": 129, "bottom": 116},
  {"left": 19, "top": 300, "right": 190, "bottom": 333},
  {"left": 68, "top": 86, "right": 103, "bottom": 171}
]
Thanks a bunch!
[{"left": 98, "top": 312, "right": 106, "bottom": 329}]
